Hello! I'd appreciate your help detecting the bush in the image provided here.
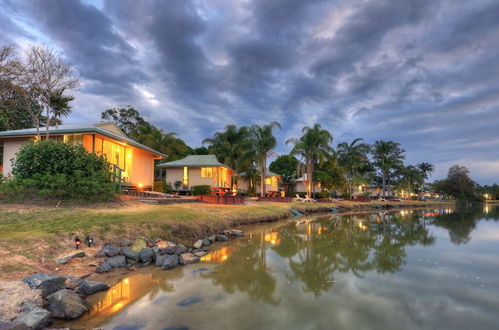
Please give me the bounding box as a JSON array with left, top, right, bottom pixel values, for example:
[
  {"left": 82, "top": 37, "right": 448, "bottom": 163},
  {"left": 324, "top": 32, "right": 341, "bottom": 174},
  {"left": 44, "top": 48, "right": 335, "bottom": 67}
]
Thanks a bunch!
[
  {"left": 191, "top": 185, "right": 211, "bottom": 196},
  {"left": 153, "top": 181, "right": 172, "bottom": 194},
  {"left": 1, "top": 140, "right": 117, "bottom": 201}
]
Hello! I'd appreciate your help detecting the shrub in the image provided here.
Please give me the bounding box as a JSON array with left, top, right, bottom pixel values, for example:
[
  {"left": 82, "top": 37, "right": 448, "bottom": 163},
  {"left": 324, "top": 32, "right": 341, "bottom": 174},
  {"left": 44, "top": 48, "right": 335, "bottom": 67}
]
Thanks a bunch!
[
  {"left": 1, "top": 140, "right": 117, "bottom": 201},
  {"left": 191, "top": 185, "right": 211, "bottom": 196},
  {"left": 153, "top": 181, "right": 173, "bottom": 194}
]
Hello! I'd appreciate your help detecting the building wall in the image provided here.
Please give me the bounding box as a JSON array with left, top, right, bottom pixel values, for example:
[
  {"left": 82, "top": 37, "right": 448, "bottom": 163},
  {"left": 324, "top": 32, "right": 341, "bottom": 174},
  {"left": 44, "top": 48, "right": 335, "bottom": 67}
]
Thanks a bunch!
[
  {"left": 1, "top": 138, "right": 31, "bottom": 177},
  {"left": 130, "top": 147, "right": 155, "bottom": 188},
  {"left": 236, "top": 177, "right": 279, "bottom": 193},
  {"left": 294, "top": 181, "right": 322, "bottom": 194},
  {"left": 82, "top": 134, "right": 93, "bottom": 152},
  {"left": 165, "top": 166, "right": 233, "bottom": 189}
]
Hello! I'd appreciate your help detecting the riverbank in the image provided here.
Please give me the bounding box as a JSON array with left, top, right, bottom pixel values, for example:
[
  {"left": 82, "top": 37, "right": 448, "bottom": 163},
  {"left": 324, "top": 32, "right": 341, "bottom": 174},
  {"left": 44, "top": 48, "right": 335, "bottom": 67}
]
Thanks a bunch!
[{"left": 0, "top": 197, "right": 453, "bottom": 281}]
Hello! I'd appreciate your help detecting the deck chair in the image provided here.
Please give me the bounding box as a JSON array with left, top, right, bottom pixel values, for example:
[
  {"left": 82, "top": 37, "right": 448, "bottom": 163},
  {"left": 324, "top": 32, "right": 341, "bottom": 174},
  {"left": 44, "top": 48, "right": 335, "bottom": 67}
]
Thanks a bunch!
[
  {"left": 294, "top": 194, "right": 305, "bottom": 202},
  {"left": 378, "top": 197, "right": 387, "bottom": 202},
  {"left": 304, "top": 195, "right": 317, "bottom": 203}
]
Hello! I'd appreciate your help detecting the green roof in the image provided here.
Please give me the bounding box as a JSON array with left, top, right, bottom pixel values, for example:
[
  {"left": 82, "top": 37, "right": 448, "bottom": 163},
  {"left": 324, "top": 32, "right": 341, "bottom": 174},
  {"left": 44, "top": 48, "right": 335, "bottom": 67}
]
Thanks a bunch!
[
  {"left": 0, "top": 122, "right": 167, "bottom": 157},
  {"left": 158, "top": 155, "right": 232, "bottom": 169}
]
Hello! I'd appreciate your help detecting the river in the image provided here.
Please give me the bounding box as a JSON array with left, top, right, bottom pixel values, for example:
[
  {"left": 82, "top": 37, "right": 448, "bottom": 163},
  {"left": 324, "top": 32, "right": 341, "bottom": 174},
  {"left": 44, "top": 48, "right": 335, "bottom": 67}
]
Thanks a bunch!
[{"left": 61, "top": 205, "right": 499, "bottom": 330}]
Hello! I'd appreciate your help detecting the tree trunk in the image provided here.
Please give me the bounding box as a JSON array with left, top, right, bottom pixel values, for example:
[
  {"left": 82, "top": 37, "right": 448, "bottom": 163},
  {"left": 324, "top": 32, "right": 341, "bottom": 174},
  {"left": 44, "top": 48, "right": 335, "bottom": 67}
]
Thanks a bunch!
[
  {"left": 45, "top": 105, "right": 50, "bottom": 140},
  {"left": 260, "top": 157, "right": 266, "bottom": 197},
  {"left": 307, "top": 162, "right": 313, "bottom": 197},
  {"left": 382, "top": 173, "right": 386, "bottom": 198}
]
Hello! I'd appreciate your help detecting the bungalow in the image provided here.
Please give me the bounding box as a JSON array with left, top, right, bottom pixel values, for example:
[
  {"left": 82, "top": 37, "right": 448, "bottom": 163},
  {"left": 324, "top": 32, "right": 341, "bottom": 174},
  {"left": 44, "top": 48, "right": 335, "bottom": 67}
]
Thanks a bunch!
[
  {"left": 353, "top": 184, "right": 393, "bottom": 197},
  {"left": 293, "top": 175, "right": 323, "bottom": 195},
  {"left": 0, "top": 122, "right": 166, "bottom": 189},
  {"left": 235, "top": 168, "right": 281, "bottom": 194},
  {"left": 158, "top": 155, "right": 236, "bottom": 191}
]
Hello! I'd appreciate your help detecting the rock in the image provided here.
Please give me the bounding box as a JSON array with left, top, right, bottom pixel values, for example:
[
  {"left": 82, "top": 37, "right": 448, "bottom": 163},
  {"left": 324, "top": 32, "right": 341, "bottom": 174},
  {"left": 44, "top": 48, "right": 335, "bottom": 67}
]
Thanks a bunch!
[
  {"left": 94, "top": 263, "right": 113, "bottom": 273},
  {"left": 122, "top": 248, "right": 139, "bottom": 262},
  {"left": 75, "top": 281, "right": 110, "bottom": 296},
  {"left": 201, "top": 238, "right": 211, "bottom": 247},
  {"left": 105, "top": 255, "right": 126, "bottom": 268},
  {"left": 56, "top": 252, "right": 86, "bottom": 265},
  {"left": 159, "top": 246, "right": 176, "bottom": 255},
  {"left": 215, "top": 234, "right": 229, "bottom": 242},
  {"left": 162, "top": 255, "right": 179, "bottom": 270},
  {"left": 193, "top": 240, "right": 203, "bottom": 249},
  {"left": 155, "top": 254, "right": 168, "bottom": 267},
  {"left": 64, "top": 277, "right": 83, "bottom": 290},
  {"left": 193, "top": 251, "right": 208, "bottom": 257},
  {"left": 0, "top": 281, "right": 43, "bottom": 321},
  {"left": 22, "top": 273, "right": 66, "bottom": 298},
  {"left": 94, "top": 245, "right": 120, "bottom": 258},
  {"left": 174, "top": 244, "right": 188, "bottom": 255},
  {"left": 230, "top": 229, "right": 244, "bottom": 237},
  {"left": 179, "top": 253, "right": 200, "bottom": 266},
  {"left": 139, "top": 248, "right": 155, "bottom": 263},
  {"left": 11, "top": 303, "right": 51, "bottom": 330},
  {"left": 208, "top": 235, "right": 217, "bottom": 243},
  {"left": 131, "top": 238, "right": 148, "bottom": 252},
  {"left": 155, "top": 239, "right": 174, "bottom": 249},
  {"left": 46, "top": 289, "right": 88, "bottom": 320}
]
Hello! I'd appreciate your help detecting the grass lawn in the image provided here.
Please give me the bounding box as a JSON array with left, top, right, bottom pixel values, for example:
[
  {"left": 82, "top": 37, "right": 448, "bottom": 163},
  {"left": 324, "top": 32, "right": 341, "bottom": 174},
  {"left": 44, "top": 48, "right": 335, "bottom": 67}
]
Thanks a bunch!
[{"left": 0, "top": 198, "right": 453, "bottom": 279}]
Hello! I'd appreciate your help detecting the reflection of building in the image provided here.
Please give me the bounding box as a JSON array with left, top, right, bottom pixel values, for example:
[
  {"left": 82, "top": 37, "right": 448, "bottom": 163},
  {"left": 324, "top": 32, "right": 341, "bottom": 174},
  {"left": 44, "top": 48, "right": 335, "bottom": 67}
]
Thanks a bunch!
[
  {"left": 264, "top": 232, "right": 281, "bottom": 245},
  {"left": 200, "top": 246, "right": 237, "bottom": 263},
  {"left": 295, "top": 220, "right": 326, "bottom": 240}
]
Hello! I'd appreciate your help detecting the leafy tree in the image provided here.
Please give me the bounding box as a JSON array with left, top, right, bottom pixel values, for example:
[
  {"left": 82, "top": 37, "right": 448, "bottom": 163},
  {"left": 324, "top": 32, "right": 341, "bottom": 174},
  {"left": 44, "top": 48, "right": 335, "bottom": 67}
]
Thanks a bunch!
[
  {"left": 203, "top": 125, "right": 251, "bottom": 172},
  {"left": 433, "top": 165, "right": 479, "bottom": 200},
  {"left": 286, "top": 124, "right": 334, "bottom": 196},
  {"left": 395, "top": 165, "right": 423, "bottom": 197},
  {"left": 101, "top": 106, "right": 148, "bottom": 138},
  {"left": 269, "top": 155, "right": 299, "bottom": 185},
  {"left": 371, "top": 140, "right": 405, "bottom": 197}
]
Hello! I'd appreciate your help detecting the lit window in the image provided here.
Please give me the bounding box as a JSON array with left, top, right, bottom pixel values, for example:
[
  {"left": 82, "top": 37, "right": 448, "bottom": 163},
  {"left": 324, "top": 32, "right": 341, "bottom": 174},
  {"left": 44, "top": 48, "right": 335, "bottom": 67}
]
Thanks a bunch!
[
  {"left": 183, "top": 167, "right": 189, "bottom": 187},
  {"left": 201, "top": 167, "right": 213, "bottom": 178},
  {"left": 265, "top": 178, "right": 271, "bottom": 184}
]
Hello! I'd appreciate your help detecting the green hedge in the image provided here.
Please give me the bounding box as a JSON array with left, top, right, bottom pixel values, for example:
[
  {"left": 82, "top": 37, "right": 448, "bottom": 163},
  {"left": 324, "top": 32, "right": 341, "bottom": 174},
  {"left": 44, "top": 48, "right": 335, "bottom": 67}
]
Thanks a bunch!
[
  {"left": 191, "top": 185, "right": 211, "bottom": 196},
  {"left": 1, "top": 140, "right": 117, "bottom": 201}
]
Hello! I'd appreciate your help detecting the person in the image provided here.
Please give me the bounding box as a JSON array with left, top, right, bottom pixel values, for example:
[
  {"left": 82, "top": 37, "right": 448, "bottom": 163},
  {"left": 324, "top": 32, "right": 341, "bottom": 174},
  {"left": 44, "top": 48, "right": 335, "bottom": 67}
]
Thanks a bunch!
[{"left": 74, "top": 237, "right": 82, "bottom": 250}]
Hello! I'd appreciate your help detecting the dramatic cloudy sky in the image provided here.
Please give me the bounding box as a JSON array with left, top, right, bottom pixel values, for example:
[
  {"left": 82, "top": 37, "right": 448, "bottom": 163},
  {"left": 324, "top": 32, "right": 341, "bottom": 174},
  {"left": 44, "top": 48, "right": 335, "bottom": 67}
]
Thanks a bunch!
[{"left": 1, "top": 0, "right": 498, "bottom": 183}]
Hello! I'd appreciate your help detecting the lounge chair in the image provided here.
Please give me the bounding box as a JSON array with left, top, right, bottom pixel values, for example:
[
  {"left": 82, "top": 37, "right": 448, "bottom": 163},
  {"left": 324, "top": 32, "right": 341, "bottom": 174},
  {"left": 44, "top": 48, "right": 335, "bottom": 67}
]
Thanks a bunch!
[
  {"left": 304, "top": 195, "right": 317, "bottom": 203},
  {"left": 378, "top": 197, "right": 387, "bottom": 202},
  {"left": 294, "top": 194, "right": 305, "bottom": 202}
]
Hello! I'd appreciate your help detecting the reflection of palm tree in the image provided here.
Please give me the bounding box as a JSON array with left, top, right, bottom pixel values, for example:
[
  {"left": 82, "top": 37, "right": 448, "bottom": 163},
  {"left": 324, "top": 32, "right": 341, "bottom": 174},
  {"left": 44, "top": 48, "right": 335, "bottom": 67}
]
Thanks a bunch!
[{"left": 202, "top": 234, "right": 279, "bottom": 305}]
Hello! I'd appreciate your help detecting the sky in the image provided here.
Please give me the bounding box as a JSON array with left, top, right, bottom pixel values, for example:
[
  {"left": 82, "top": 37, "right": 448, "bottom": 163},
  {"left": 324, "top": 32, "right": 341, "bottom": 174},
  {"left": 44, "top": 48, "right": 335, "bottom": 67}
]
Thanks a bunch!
[{"left": 1, "top": 0, "right": 498, "bottom": 184}]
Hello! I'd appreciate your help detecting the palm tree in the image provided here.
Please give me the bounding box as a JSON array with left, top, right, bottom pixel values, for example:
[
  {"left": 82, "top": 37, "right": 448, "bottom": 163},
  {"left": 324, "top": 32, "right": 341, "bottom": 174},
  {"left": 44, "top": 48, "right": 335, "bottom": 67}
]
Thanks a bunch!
[
  {"left": 417, "top": 162, "right": 435, "bottom": 196},
  {"left": 248, "top": 122, "right": 281, "bottom": 197},
  {"left": 286, "top": 124, "right": 334, "bottom": 196},
  {"left": 371, "top": 140, "right": 405, "bottom": 197},
  {"left": 202, "top": 125, "right": 250, "bottom": 171},
  {"left": 337, "top": 138, "right": 370, "bottom": 197},
  {"left": 397, "top": 165, "right": 423, "bottom": 197}
]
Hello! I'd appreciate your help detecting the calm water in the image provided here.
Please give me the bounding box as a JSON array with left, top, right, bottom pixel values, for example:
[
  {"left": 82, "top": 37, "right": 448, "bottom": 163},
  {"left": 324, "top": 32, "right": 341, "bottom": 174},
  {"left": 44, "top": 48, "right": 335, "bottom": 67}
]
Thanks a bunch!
[{"left": 64, "top": 205, "right": 499, "bottom": 330}]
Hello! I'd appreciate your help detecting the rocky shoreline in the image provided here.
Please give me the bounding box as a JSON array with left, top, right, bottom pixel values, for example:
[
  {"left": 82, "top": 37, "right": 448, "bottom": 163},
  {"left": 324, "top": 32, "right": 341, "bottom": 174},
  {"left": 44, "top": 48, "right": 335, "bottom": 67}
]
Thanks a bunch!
[{"left": 0, "top": 229, "right": 244, "bottom": 329}]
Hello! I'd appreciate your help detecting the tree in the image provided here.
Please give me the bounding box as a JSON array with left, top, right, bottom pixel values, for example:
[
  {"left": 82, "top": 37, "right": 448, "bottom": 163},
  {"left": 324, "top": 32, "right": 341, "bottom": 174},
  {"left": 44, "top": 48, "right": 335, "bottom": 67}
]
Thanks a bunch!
[
  {"left": 248, "top": 122, "right": 281, "bottom": 197},
  {"left": 337, "top": 138, "right": 371, "bottom": 197},
  {"left": 49, "top": 89, "right": 74, "bottom": 126},
  {"left": 416, "top": 162, "right": 435, "bottom": 197},
  {"left": 286, "top": 124, "right": 334, "bottom": 196},
  {"left": 101, "top": 106, "right": 148, "bottom": 138},
  {"left": 269, "top": 155, "right": 299, "bottom": 184},
  {"left": 371, "top": 140, "right": 405, "bottom": 197},
  {"left": 203, "top": 125, "right": 251, "bottom": 172},
  {"left": 23, "top": 45, "right": 79, "bottom": 138},
  {"left": 396, "top": 165, "right": 423, "bottom": 197}
]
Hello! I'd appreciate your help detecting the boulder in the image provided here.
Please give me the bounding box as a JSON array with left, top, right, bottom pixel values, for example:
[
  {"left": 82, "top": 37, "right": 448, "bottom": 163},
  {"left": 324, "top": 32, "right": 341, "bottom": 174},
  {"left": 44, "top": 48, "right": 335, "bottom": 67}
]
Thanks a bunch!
[
  {"left": 230, "top": 229, "right": 244, "bottom": 237},
  {"left": 208, "top": 235, "right": 217, "bottom": 243},
  {"left": 94, "top": 245, "right": 120, "bottom": 258},
  {"left": 46, "top": 289, "right": 88, "bottom": 320},
  {"left": 131, "top": 238, "right": 147, "bottom": 252},
  {"left": 75, "top": 281, "right": 110, "bottom": 296},
  {"left": 56, "top": 252, "right": 85, "bottom": 265},
  {"left": 179, "top": 253, "right": 200, "bottom": 266},
  {"left": 201, "top": 238, "right": 211, "bottom": 247},
  {"left": 162, "top": 255, "right": 179, "bottom": 270},
  {"left": 11, "top": 303, "right": 51, "bottom": 330},
  {"left": 22, "top": 273, "right": 66, "bottom": 298},
  {"left": 105, "top": 255, "right": 126, "bottom": 268},
  {"left": 94, "top": 263, "right": 113, "bottom": 274},
  {"left": 155, "top": 239, "right": 174, "bottom": 249},
  {"left": 174, "top": 244, "right": 188, "bottom": 255},
  {"left": 122, "top": 248, "right": 139, "bottom": 262},
  {"left": 193, "top": 240, "right": 203, "bottom": 249},
  {"left": 64, "top": 277, "right": 83, "bottom": 290},
  {"left": 139, "top": 248, "right": 155, "bottom": 263},
  {"left": 159, "top": 246, "right": 176, "bottom": 255},
  {"left": 215, "top": 234, "right": 229, "bottom": 242},
  {"left": 193, "top": 250, "right": 208, "bottom": 257}
]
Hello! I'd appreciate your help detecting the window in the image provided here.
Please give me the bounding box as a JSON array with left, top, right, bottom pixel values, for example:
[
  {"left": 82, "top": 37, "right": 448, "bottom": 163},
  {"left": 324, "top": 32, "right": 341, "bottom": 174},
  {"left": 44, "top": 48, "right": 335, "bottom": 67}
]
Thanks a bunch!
[
  {"left": 265, "top": 178, "right": 271, "bottom": 185},
  {"left": 201, "top": 167, "right": 213, "bottom": 178},
  {"left": 183, "top": 167, "right": 189, "bottom": 187},
  {"left": 63, "top": 134, "right": 82, "bottom": 146}
]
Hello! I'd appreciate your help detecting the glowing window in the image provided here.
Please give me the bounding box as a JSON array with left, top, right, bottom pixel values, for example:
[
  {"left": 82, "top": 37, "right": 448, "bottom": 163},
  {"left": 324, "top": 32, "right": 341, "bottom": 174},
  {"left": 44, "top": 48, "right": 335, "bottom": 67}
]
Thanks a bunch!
[
  {"left": 201, "top": 167, "right": 213, "bottom": 178},
  {"left": 265, "top": 178, "right": 271, "bottom": 184},
  {"left": 183, "top": 167, "right": 189, "bottom": 187}
]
